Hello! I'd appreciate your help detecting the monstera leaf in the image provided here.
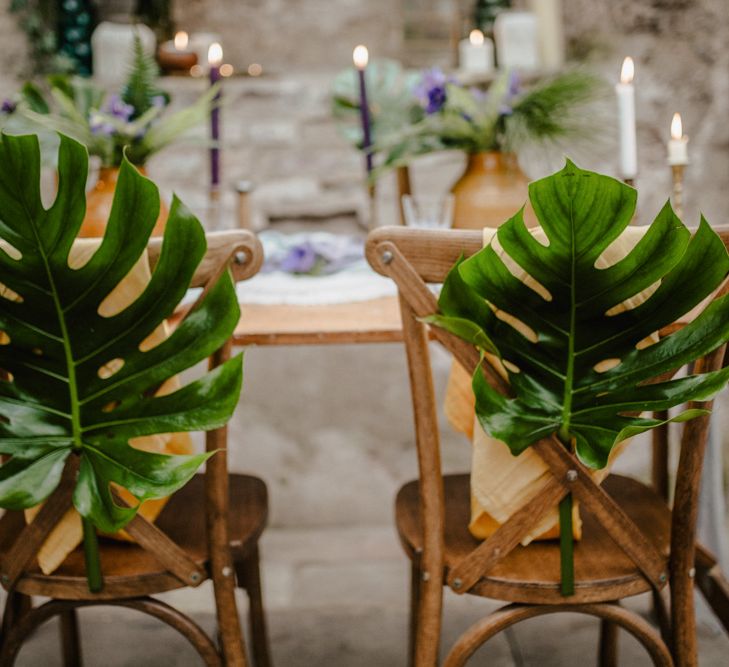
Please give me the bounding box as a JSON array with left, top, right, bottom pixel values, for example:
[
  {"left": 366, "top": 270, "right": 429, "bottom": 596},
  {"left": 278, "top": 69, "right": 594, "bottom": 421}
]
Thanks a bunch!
[
  {"left": 0, "top": 133, "right": 243, "bottom": 590},
  {"left": 429, "top": 160, "right": 729, "bottom": 593}
]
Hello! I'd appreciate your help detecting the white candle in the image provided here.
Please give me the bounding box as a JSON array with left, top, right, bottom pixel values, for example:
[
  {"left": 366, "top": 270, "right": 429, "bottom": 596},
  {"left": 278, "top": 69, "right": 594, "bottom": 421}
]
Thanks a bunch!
[
  {"left": 667, "top": 112, "right": 689, "bottom": 166},
  {"left": 528, "top": 0, "right": 564, "bottom": 69},
  {"left": 615, "top": 56, "right": 637, "bottom": 179},
  {"left": 493, "top": 12, "right": 540, "bottom": 71},
  {"left": 459, "top": 29, "right": 495, "bottom": 74}
]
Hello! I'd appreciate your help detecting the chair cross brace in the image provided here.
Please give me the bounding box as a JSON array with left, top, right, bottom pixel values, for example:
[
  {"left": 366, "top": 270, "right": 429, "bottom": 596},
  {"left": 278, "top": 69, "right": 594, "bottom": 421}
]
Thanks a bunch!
[{"left": 1, "top": 456, "right": 78, "bottom": 589}]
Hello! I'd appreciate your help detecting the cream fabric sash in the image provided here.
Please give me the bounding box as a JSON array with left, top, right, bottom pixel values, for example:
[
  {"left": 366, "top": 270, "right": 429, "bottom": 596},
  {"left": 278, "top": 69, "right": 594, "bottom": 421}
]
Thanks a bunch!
[
  {"left": 21, "top": 240, "right": 193, "bottom": 574},
  {"left": 444, "top": 225, "right": 655, "bottom": 545}
]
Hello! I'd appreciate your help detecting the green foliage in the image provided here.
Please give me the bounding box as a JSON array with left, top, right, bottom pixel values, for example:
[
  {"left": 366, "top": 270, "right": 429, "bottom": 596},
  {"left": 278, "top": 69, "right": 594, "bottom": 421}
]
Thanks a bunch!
[
  {"left": 0, "top": 133, "right": 243, "bottom": 587},
  {"left": 10, "top": 39, "right": 215, "bottom": 167},
  {"left": 430, "top": 160, "right": 729, "bottom": 469},
  {"left": 121, "top": 34, "right": 168, "bottom": 119},
  {"left": 374, "top": 69, "right": 608, "bottom": 172}
]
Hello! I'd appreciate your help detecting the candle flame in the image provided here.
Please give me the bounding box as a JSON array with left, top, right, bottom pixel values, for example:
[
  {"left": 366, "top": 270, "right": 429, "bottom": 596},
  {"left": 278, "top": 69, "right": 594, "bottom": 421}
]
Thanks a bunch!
[
  {"left": 671, "top": 112, "right": 683, "bottom": 140},
  {"left": 174, "top": 31, "right": 188, "bottom": 50},
  {"left": 469, "top": 29, "right": 485, "bottom": 46},
  {"left": 620, "top": 56, "right": 634, "bottom": 84},
  {"left": 353, "top": 45, "right": 369, "bottom": 70},
  {"left": 208, "top": 42, "right": 223, "bottom": 66}
]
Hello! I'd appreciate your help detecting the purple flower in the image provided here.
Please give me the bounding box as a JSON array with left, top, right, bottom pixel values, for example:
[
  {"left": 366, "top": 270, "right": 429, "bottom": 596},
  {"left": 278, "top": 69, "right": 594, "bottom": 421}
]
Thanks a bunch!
[
  {"left": 89, "top": 112, "right": 115, "bottom": 136},
  {"left": 280, "top": 242, "right": 318, "bottom": 274},
  {"left": 498, "top": 71, "right": 521, "bottom": 117},
  {"left": 1, "top": 99, "right": 16, "bottom": 114},
  {"left": 507, "top": 70, "right": 521, "bottom": 98},
  {"left": 414, "top": 68, "right": 450, "bottom": 114},
  {"left": 103, "top": 94, "right": 135, "bottom": 122}
]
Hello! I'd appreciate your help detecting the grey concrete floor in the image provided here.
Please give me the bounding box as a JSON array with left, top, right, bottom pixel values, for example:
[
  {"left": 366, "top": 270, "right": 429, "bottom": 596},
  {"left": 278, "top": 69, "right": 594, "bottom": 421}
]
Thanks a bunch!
[{"left": 11, "top": 525, "right": 729, "bottom": 666}]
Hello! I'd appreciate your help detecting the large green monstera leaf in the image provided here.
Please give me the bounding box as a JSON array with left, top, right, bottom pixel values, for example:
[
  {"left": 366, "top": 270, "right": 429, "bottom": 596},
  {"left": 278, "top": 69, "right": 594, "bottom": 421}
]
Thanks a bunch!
[
  {"left": 0, "top": 133, "right": 243, "bottom": 589},
  {"left": 429, "top": 160, "right": 729, "bottom": 593}
]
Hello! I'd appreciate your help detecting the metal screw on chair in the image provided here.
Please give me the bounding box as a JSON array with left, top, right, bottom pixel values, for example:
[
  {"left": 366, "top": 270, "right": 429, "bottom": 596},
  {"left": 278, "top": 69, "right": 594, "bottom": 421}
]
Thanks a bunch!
[
  {"left": 688, "top": 568, "right": 696, "bottom": 579},
  {"left": 234, "top": 251, "right": 247, "bottom": 265},
  {"left": 190, "top": 571, "right": 201, "bottom": 583},
  {"left": 452, "top": 578, "right": 462, "bottom": 590},
  {"left": 422, "top": 571, "right": 430, "bottom": 582},
  {"left": 659, "top": 572, "right": 667, "bottom": 583},
  {"left": 222, "top": 566, "right": 233, "bottom": 577},
  {"left": 381, "top": 250, "right": 394, "bottom": 265},
  {"left": 566, "top": 469, "right": 578, "bottom": 483}
]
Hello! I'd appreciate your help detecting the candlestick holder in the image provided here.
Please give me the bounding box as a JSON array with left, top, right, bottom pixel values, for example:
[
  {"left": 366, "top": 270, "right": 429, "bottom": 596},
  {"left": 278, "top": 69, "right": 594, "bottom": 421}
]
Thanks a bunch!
[{"left": 670, "top": 164, "right": 686, "bottom": 219}]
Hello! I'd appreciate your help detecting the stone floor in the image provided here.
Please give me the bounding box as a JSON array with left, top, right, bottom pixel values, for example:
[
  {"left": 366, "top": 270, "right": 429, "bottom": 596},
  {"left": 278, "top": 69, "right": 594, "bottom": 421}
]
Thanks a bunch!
[{"left": 11, "top": 524, "right": 729, "bottom": 666}]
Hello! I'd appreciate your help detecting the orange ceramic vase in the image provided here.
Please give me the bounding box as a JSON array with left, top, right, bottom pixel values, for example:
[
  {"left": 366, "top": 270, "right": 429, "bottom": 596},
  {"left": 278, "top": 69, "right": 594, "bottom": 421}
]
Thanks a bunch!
[
  {"left": 80, "top": 166, "right": 168, "bottom": 238},
  {"left": 450, "top": 151, "right": 533, "bottom": 230}
]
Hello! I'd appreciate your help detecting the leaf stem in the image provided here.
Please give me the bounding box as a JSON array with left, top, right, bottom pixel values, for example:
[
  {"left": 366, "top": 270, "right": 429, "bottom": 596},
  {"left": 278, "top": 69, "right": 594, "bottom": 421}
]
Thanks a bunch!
[
  {"left": 82, "top": 517, "right": 103, "bottom": 593},
  {"left": 558, "top": 493, "right": 575, "bottom": 596}
]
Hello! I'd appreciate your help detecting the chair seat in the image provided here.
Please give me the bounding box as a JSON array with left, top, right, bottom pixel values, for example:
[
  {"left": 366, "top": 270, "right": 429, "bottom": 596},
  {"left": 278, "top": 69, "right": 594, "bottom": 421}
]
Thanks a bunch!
[
  {"left": 396, "top": 473, "right": 671, "bottom": 605},
  {"left": 0, "top": 474, "right": 268, "bottom": 600}
]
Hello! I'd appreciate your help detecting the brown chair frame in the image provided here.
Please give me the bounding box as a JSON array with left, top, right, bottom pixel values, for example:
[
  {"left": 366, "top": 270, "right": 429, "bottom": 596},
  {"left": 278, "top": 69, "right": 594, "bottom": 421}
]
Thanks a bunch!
[
  {"left": 366, "top": 226, "right": 729, "bottom": 667},
  {"left": 0, "top": 230, "right": 271, "bottom": 667}
]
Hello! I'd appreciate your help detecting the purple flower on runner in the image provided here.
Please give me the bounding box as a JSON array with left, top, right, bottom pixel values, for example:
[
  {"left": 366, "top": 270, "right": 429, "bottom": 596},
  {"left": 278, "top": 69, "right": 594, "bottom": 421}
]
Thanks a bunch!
[
  {"left": 280, "top": 241, "right": 318, "bottom": 274},
  {"left": 414, "top": 68, "right": 450, "bottom": 114},
  {"left": 1, "top": 99, "right": 16, "bottom": 114}
]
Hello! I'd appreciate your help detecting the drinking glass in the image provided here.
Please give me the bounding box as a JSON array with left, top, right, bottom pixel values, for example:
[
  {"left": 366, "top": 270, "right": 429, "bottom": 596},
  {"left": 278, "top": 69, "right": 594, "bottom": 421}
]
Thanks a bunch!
[{"left": 401, "top": 193, "right": 455, "bottom": 229}]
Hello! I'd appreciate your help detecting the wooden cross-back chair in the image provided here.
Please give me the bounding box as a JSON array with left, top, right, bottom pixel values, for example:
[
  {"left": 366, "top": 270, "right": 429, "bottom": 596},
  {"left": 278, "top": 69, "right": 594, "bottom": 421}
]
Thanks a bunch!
[
  {"left": 366, "top": 226, "right": 729, "bottom": 667},
  {"left": 0, "top": 230, "right": 272, "bottom": 667}
]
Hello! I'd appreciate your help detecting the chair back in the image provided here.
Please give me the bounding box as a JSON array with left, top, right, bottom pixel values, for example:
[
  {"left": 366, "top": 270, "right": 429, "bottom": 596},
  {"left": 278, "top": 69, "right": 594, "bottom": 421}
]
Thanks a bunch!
[{"left": 366, "top": 225, "right": 729, "bottom": 605}]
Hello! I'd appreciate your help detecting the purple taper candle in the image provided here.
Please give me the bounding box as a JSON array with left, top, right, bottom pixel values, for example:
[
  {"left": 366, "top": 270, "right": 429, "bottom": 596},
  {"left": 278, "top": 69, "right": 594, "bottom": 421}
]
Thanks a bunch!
[
  {"left": 353, "top": 45, "right": 373, "bottom": 175},
  {"left": 208, "top": 43, "right": 223, "bottom": 190}
]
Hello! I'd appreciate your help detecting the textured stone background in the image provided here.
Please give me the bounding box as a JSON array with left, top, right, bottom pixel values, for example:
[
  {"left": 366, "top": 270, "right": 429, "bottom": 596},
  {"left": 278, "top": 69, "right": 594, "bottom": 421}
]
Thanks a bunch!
[{"left": 0, "top": 1, "right": 727, "bottom": 529}]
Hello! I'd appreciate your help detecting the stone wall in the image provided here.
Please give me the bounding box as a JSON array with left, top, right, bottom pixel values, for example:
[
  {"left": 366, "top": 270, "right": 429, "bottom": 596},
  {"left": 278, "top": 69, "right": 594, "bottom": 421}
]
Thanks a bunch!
[{"left": 172, "top": 0, "right": 405, "bottom": 74}]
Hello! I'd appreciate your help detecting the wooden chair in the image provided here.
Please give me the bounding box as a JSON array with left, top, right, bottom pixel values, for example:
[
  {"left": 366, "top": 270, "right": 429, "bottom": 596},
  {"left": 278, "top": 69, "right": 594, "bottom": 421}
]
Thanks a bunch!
[
  {"left": 365, "top": 226, "right": 729, "bottom": 667},
  {"left": 0, "top": 230, "right": 273, "bottom": 667}
]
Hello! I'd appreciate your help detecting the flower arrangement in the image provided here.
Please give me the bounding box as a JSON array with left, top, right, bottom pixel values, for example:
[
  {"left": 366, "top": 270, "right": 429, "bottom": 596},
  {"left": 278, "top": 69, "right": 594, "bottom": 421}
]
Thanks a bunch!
[
  {"left": 2, "top": 35, "right": 216, "bottom": 168},
  {"left": 332, "top": 62, "right": 608, "bottom": 173}
]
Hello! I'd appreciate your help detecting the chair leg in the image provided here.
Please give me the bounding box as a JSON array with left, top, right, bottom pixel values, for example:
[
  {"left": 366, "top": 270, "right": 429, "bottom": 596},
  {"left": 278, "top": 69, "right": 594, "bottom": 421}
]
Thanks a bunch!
[
  {"left": 409, "top": 559, "right": 421, "bottom": 667},
  {"left": 598, "top": 619, "right": 619, "bottom": 667},
  {"left": 59, "top": 609, "right": 82, "bottom": 667},
  {"left": 235, "top": 546, "right": 273, "bottom": 667},
  {"left": 1, "top": 591, "right": 31, "bottom": 639},
  {"left": 412, "top": 561, "right": 443, "bottom": 667}
]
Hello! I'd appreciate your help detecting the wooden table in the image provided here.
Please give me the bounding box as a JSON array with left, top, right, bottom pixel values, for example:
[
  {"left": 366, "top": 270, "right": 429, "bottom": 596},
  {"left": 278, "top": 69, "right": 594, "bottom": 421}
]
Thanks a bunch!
[{"left": 233, "top": 296, "right": 403, "bottom": 346}]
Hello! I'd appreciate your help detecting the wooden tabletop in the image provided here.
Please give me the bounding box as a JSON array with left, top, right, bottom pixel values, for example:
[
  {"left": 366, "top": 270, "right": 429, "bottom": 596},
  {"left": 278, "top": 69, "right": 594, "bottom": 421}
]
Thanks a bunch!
[{"left": 233, "top": 296, "right": 403, "bottom": 346}]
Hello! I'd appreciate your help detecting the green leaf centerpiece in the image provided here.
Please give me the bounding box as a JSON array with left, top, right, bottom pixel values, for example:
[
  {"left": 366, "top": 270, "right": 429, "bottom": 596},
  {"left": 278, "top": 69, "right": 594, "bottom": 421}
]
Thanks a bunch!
[
  {"left": 429, "top": 160, "right": 729, "bottom": 595},
  {"left": 0, "top": 133, "right": 243, "bottom": 591}
]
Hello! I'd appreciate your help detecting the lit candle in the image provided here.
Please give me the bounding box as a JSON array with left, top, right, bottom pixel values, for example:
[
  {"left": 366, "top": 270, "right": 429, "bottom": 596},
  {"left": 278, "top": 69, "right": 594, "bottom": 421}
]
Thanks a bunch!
[
  {"left": 157, "top": 30, "right": 197, "bottom": 72},
  {"left": 208, "top": 42, "right": 223, "bottom": 190},
  {"left": 615, "top": 56, "right": 637, "bottom": 180},
  {"left": 667, "top": 112, "right": 689, "bottom": 166},
  {"left": 174, "top": 31, "right": 189, "bottom": 51},
  {"left": 353, "top": 45, "right": 373, "bottom": 175},
  {"left": 459, "top": 29, "right": 494, "bottom": 74}
]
